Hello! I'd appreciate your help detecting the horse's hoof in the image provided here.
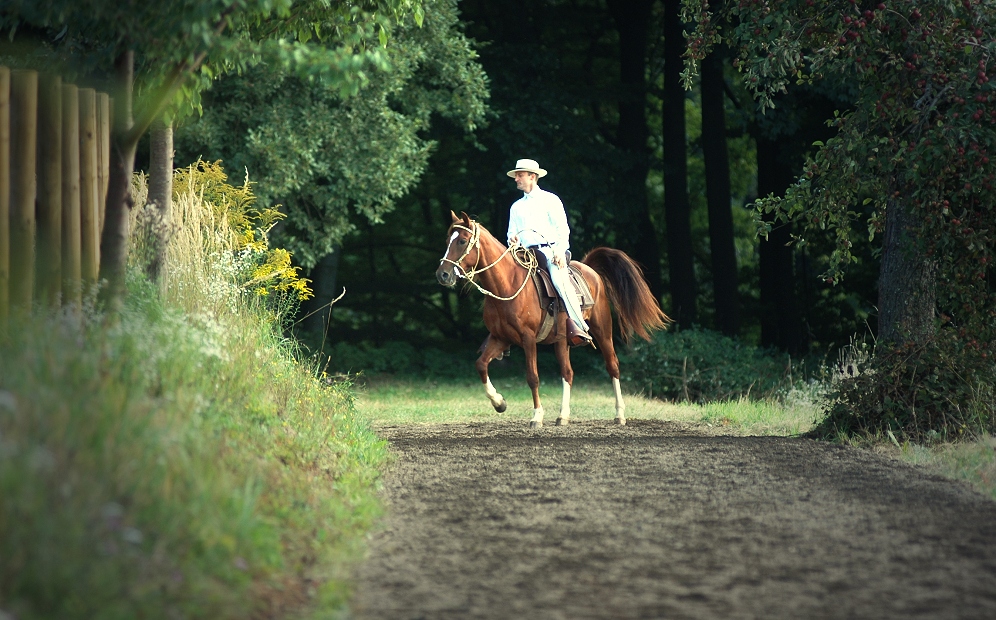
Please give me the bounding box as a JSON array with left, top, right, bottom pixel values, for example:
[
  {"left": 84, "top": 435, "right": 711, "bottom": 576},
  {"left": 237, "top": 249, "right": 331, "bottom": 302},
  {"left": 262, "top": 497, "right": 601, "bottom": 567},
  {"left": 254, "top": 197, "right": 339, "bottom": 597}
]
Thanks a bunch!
[
  {"left": 614, "top": 417, "right": 627, "bottom": 426},
  {"left": 494, "top": 399, "right": 507, "bottom": 413},
  {"left": 555, "top": 417, "right": 569, "bottom": 426},
  {"left": 529, "top": 420, "right": 543, "bottom": 428}
]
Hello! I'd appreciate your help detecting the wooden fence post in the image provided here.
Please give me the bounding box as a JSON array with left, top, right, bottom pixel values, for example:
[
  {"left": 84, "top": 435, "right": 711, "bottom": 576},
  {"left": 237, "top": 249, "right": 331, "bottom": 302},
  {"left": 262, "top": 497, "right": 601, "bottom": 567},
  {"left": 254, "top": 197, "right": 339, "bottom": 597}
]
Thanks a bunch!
[
  {"left": 79, "top": 88, "right": 99, "bottom": 285},
  {"left": 37, "top": 74, "right": 62, "bottom": 307},
  {"left": 0, "top": 67, "right": 9, "bottom": 325},
  {"left": 97, "top": 92, "right": 109, "bottom": 237},
  {"left": 62, "top": 83, "right": 82, "bottom": 308},
  {"left": 10, "top": 69, "right": 37, "bottom": 315}
]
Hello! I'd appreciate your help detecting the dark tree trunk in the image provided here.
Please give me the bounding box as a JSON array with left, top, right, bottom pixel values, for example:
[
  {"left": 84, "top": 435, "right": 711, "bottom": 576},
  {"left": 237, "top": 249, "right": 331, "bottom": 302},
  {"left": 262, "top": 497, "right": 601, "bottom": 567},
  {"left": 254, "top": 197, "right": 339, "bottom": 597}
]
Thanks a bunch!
[
  {"left": 663, "top": 0, "right": 696, "bottom": 326},
  {"left": 756, "top": 135, "right": 803, "bottom": 354},
  {"left": 147, "top": 117, "right": 173, "bottom": 284},
  {"left": 99, "top": 50, "right": 137, "bottom": 313},
  {"left": 300, "top": 247, "right": 341, "bottom": 340},
  {"left": 701, "top": 49, "right": 739, "bottom": 336},
  {"left": 878, "top": 196, "right": 936, "bottom": 344},
  {"left": 608, "top": 0, "right": 662, "bottom": 301}
]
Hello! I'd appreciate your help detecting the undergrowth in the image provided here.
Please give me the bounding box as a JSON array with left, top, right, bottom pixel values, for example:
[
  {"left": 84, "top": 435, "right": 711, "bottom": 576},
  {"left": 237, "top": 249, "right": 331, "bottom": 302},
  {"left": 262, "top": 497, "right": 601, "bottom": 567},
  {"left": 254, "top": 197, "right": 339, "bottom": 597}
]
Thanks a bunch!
[
  {"left": 619, "top": 326, "right": 805, "bottom": 403},
  {"left": 0, "top": 163, "right": 384, "bottom": 619},
  {"left": 812, "top": 332, "right": 996, "bottom": 443}
]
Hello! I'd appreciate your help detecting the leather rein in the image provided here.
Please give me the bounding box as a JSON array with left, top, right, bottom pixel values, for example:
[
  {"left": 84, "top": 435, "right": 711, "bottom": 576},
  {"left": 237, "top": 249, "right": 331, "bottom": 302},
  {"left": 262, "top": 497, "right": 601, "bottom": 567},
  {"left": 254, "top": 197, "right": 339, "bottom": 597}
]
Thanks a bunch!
[{"left": 439, "top": 222, "right": 538, "bottom": 301}]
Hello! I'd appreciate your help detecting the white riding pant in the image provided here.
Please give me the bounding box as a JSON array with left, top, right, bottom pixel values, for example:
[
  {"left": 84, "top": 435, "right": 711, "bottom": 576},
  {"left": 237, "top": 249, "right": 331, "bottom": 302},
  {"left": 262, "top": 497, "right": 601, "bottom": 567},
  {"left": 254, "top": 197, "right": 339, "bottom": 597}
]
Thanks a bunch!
[{"left": 537, "top": 246, "right": 589, "bottom": 331}]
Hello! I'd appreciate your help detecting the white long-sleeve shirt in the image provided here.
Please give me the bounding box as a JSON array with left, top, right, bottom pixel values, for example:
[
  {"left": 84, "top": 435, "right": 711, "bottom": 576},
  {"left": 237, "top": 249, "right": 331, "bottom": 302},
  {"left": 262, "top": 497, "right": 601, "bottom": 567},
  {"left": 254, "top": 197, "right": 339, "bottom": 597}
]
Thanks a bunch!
[{"left": 506, "top": 186, "right": 570, "bottom": 253}]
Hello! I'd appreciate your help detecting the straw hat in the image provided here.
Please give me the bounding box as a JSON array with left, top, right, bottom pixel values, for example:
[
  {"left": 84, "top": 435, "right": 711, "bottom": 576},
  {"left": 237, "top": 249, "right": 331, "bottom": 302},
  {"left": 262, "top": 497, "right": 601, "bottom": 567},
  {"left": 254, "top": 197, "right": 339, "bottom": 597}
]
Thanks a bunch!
[{"left": 506, "top": 158, "right": 548, "bottom": 178}]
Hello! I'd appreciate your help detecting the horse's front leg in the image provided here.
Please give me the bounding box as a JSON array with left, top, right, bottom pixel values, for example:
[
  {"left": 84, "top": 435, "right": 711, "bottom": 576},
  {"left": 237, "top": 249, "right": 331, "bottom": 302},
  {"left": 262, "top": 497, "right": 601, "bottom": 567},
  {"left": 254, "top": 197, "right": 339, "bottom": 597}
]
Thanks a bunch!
[
  {"left": 553, "top": 339, "right": 574, "bottom": 426},
  {"left": 522, "top": 339, "right": 544, "bottom": 427},
  {"left": 476, "top": 335, "right": 509, "bottom": 413}
]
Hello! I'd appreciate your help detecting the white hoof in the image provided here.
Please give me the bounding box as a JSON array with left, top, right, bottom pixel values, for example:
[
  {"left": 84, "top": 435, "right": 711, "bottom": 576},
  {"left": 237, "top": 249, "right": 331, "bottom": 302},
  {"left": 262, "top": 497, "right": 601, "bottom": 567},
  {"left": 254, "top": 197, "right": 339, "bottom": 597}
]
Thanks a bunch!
[
  {"left": 614, "top": 417, "right": 626, "bottom": 426},
  {"left": 555, "top": 417, "right": 569, "bottom": 426},
  {"left": 529, "top": 420, "right": 543, "bottom": 428}
]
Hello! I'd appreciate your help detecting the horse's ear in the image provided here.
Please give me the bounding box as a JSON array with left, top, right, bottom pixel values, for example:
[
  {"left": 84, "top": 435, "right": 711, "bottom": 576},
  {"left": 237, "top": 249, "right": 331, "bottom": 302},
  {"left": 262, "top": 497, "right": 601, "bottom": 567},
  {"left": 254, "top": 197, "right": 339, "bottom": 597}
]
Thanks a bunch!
[
  {"left": 450, "top": 210, "right": 460, "bottom": 223},
  {"left": 460, "top": 211, "right": 472, "bottom": 227}
]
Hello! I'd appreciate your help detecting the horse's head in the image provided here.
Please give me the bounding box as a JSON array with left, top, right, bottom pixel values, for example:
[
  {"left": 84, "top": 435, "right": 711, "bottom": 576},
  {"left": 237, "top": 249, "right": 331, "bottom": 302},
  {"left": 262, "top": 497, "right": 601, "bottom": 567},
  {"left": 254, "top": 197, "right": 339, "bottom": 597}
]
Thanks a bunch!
[{"left": 436, "top": 211, "right": 479, "bottom": 288}]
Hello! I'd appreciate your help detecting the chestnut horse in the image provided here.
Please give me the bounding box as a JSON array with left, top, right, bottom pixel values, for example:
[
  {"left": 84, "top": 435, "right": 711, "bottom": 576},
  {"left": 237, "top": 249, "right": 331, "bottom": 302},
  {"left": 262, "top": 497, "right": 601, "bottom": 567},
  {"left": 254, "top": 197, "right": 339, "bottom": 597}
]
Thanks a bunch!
[{"left": 436, "top": 211, "right": 670, "bottom": 427}]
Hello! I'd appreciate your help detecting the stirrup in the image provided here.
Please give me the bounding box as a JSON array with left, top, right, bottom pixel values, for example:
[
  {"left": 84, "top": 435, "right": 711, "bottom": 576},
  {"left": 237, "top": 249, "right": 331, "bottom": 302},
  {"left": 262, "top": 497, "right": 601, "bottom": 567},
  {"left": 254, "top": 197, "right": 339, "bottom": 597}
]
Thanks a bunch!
[{"left": 566, "top": 321, "right": 592, "bottom": 347}]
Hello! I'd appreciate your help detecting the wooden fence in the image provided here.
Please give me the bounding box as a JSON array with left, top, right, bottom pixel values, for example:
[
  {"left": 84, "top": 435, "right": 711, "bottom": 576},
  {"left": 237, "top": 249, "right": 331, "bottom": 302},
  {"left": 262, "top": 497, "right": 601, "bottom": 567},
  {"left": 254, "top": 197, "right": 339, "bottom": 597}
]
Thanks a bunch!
[{"left": 0, "top": 66, "right": 111, "bottom": 324}]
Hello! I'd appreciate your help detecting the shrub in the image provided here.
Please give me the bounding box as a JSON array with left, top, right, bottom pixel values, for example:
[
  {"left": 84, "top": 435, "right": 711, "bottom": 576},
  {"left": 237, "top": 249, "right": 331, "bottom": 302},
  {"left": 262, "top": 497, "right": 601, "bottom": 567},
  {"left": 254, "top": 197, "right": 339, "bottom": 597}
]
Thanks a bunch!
[
  {"left": 813, "top": 333, "right": 996, "bottom": 443},
  {"left": 620, "top": 327, "right": 797, "bottom": 403}
]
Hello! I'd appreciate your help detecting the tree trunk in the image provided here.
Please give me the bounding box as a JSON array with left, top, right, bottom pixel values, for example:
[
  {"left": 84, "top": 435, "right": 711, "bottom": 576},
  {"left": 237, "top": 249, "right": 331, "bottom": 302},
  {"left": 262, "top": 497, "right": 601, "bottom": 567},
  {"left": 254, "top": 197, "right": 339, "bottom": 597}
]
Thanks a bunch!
[
  {"left": 608, "top": 0, "right": 662, "bottom": 301},
  {"left": 663, "top": 0, "right": 697, "bottom": 326},
  {"left": 701, "top": 49, "right": 739, "bottom": 336},
  {"left": 878, "top": 196, "right": 936, "bottom": 344},
  {"left": 98, "top": 50, "right": 137, "bottom": 313},
  {"left": 147, "top": 117, "right": 173, "bottom": 284},
  {"left": 756, "top": 135, "right": 804, "bottom": 354}
]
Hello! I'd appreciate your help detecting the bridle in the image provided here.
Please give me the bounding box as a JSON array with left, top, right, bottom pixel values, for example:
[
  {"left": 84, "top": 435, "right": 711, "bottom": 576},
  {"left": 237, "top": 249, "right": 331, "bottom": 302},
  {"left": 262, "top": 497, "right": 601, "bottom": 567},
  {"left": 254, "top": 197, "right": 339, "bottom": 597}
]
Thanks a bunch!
[{"left": 439, "top": 222, "right": 538, "bottom": 301}]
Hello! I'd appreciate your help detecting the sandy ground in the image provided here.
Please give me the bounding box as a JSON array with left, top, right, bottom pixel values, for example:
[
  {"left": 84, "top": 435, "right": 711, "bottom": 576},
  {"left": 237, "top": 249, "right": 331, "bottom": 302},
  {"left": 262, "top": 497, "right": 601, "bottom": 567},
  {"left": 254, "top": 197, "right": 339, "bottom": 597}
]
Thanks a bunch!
[{"left": 347, "top": 419, "right": 996, "bottom": 619}]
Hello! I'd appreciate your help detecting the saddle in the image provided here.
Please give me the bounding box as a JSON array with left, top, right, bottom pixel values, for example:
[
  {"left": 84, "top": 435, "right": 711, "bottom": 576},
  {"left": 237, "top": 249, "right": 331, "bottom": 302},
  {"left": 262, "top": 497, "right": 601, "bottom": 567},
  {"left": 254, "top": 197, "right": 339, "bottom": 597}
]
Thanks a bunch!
[{"left": 528, "top": 253, "right": 594, "bottom": 343}]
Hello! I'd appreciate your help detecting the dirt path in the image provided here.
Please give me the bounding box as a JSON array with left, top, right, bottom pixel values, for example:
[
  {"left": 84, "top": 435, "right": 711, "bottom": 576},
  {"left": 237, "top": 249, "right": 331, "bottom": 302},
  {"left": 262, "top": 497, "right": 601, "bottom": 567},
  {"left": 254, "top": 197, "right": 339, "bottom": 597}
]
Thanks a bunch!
[{"left": 347, "top": 420, "right": 996, "bottom": 619}]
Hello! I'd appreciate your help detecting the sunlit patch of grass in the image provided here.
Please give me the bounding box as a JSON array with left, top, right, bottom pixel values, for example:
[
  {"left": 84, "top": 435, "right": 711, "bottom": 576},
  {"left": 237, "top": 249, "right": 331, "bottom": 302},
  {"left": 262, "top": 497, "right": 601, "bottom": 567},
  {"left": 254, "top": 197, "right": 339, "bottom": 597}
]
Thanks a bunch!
[
  {"left": 354, "top": 374, "right": 816, "bottom": 436},
  {"left": 889, "top": 437, "right": 996, "bottom": 501}
]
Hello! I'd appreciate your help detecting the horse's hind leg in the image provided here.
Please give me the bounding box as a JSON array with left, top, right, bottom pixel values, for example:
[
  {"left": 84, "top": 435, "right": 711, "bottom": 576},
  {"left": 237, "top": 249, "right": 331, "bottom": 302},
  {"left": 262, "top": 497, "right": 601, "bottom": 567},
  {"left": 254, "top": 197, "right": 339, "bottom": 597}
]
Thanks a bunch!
[
  {"left": 476, "top": 335, "right": 509, "bottom": 413},
  {"left": 553, "top": 339, "right": 574, "bottom": 426},
  {"left": 589, "top": 307, "right": 626, "bottom": 425}
]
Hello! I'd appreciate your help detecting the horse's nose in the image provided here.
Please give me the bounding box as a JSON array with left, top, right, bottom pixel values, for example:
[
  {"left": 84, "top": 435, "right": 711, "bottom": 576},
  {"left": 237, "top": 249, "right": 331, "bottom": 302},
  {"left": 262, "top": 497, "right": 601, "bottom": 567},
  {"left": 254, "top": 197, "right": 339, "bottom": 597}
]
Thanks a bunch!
[{"left": 436, "top": 267, "right": 451, "bottom": 286}]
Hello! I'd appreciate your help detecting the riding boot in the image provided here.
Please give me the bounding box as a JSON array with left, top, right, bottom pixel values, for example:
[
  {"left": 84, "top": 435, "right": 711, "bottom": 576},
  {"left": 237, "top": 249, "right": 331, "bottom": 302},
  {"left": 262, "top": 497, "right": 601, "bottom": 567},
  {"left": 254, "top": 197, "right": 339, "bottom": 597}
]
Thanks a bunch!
[{"left": 566, "top": 319, "right": 592, "bottom": 347}]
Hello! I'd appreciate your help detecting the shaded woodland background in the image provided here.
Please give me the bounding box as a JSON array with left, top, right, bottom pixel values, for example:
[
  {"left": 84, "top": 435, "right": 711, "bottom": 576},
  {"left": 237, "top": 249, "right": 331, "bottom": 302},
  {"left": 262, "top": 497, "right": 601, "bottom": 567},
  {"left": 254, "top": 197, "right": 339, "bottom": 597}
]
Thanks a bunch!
[{"left": 168, "top": 0, "right": 876, "bottom": 361}]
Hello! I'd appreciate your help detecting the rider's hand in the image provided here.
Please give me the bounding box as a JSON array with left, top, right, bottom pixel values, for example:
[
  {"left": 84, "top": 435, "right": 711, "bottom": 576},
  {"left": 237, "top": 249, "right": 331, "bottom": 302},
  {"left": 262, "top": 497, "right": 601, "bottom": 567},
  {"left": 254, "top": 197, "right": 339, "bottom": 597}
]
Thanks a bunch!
[
  {"left": 552, "top": 252, "right": 565, "bottom": 268},
  {"left": 509, "top": 235, "right": 519, "bottom": 245}
]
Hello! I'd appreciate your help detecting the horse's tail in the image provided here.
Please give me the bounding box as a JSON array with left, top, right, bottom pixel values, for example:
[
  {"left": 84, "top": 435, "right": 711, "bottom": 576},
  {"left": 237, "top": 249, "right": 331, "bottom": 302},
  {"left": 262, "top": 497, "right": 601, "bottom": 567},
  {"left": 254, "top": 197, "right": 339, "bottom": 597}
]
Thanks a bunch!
[{"left": 582, "top": 247, "right": 672, "bottom": 343}]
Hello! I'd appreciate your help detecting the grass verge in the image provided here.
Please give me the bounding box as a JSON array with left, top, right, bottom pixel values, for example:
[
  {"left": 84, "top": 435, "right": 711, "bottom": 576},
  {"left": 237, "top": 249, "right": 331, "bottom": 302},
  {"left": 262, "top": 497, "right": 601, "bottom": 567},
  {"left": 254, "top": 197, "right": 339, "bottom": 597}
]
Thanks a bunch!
[
  {"left": 0, "top": 280, "right": 386, "bottom": 619},
  {"left": 353, "top": 373, "right": 818, "bottom": 436},
  {"left": 1, "top": 163, "right": 386, "bottom": 619}
]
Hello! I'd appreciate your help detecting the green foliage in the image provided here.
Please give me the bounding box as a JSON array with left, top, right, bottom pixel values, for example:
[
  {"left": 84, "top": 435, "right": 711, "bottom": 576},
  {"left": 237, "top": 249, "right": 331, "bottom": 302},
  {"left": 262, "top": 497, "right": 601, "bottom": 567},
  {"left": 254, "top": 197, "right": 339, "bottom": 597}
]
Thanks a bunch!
[
  {"left": 175, "top": 0, "right": 489, "bottom": 268},
  {"left": 0, "top": 0, "right": 426, "bottom": 123},
  {"left": 0, "top": 280, "right": 386, "bottom": 618},
  {"left": 814, "top": 333, "right": 996, "bottom": 443},
  {"left": 129, "top": 161, "right": 313, "bottom": 327},
  {"left": 684, "top": 0, "right": 996, "bottom": 339},
  {"left": 326, "top": 340, "right": 469, "bottom": 377},
  {"left": 620, "top": 327, "right": 796, "bottom": 403}
]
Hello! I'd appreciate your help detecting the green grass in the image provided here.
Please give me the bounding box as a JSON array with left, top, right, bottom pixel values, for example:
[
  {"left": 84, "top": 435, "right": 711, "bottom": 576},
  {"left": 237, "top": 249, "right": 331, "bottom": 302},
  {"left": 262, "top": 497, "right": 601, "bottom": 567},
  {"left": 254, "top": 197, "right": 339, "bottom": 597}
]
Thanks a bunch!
[
  {"left": 354, "top": 373, "right": 819, "bottom": 436},
  {"left": 860, "top": 436, "right": 996, "bottom": 502},
  {"left": 0, "top": 281, "right": 387, "bottom": 619}
]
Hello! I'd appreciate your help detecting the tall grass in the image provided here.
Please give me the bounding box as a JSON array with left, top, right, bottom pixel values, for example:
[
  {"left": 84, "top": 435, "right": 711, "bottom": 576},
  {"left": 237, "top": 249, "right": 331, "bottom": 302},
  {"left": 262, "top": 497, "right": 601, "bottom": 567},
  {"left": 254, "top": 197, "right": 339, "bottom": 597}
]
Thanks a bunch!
[{"left": 0, "top": 166, "right": 385, "bottom": 619}]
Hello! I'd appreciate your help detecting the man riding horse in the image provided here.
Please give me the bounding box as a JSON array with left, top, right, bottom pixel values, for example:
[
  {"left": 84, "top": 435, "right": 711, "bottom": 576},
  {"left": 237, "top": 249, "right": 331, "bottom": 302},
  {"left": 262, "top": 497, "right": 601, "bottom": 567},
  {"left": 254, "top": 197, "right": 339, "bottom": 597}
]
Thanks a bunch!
[{"left": 506, "top": 158, "right": 592, "bottom": 347}]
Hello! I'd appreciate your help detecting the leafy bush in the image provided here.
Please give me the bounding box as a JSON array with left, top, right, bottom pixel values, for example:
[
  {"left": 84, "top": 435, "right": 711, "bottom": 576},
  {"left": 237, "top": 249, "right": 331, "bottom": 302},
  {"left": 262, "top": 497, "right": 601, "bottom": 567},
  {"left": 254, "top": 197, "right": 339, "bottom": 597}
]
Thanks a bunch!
[
  {"left": 813, "top": 333, "right": 996, "bottom": 443},
  {"left": 620, "top": 327, "right": 797, "bottom": 403}
]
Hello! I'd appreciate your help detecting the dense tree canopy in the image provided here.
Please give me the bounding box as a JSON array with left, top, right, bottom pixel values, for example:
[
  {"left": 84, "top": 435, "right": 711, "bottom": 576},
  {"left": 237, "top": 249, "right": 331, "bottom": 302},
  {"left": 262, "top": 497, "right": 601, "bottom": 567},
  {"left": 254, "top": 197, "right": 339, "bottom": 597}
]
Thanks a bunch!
[{"left": 175, "top": 0, "right": 489, "bottom": 269}]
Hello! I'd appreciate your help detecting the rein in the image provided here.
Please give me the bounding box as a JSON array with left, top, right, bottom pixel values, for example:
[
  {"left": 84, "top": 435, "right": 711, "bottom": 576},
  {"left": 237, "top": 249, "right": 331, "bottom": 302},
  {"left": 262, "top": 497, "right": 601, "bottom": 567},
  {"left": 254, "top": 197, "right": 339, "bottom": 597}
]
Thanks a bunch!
[{"left": 440, "top": 222, "right": 538, "bottom": 301}]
